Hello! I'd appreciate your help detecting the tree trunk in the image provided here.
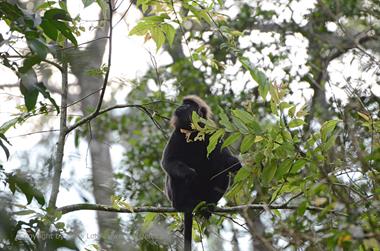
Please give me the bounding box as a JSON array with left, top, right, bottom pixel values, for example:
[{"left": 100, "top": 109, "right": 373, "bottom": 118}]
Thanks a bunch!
[{"left": 69, "top": 13, "right": 127, "bottom": 251}]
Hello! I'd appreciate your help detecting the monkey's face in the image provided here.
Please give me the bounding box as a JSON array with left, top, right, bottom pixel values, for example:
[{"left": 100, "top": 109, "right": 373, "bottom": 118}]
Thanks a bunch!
[{"left": 174, "top": 100, "right": 207, "bottom": 129}]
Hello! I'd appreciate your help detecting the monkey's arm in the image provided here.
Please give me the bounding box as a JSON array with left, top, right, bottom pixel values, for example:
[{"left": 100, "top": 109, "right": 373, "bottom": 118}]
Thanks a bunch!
[
  {"left": 161, "top": 159, "right": 198, "bottom": 179},
  {"left": 212, "top": 147, "right": 242, "bottom": 173}
]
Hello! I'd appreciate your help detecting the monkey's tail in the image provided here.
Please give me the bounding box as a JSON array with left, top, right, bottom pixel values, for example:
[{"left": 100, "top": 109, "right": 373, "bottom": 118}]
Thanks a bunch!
[{"left": 184, "top": 212, "right": 193, "bottom": 251}]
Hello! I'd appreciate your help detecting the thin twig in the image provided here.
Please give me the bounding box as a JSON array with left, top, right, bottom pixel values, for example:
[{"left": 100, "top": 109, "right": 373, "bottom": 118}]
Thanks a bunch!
[{"left": 113, "top": 0, "right": 135, "bottom": 28}]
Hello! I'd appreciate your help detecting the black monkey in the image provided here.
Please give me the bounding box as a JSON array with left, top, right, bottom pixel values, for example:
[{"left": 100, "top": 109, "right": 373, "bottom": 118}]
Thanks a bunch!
[{"left": 161, "top": 95, "right": 242, "bottom": 251}]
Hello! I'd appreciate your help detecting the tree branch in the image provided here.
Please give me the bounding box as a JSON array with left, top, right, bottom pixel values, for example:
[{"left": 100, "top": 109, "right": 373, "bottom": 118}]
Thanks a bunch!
[
  {"left": 64, "top": 1, "right": 114, "bottom": 135},
  {"left": 57, "top": 203, "right": 347, "bottom": 216},
  {"left": 65, "top": 102, "right": 169, "bottom": 135},
  {"left": 48, "top": 45, "right": 68, "bottom": 209}
]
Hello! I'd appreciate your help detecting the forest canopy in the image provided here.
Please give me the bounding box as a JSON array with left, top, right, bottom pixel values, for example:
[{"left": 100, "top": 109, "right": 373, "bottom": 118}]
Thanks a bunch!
[{"left": 0, "top": 0, "right": 379, "bottom": 250}]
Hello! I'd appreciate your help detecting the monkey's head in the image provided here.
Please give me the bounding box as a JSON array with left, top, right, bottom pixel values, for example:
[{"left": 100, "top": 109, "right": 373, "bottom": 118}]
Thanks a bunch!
[{"left": 170, "top": 95, "right": 212, "bottom": 130}]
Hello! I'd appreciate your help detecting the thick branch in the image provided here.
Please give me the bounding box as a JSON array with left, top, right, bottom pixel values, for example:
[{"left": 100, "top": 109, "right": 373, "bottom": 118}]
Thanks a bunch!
[
  {"left": 48, "top": 49, "right": 68, "bottom": 209},
  {"left": 57, "top": 203, "right": 346, "bottom": 216}
]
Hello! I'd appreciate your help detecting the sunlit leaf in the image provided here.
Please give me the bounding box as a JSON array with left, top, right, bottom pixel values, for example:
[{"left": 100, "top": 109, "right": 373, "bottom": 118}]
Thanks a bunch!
[
  {"left": 161, "top": 23, "right": 176, "bottom": 46},
  {"left": 274, "top": 158, "right": 292, "bottom": 179},
  {"left": 219, "top": 110, "right": 235, "bottom": 132},
  {"left": 269, "top": 84, "right": 280, "bottom": 104},
  {"left": 357, "top": 111, "right": 370, "bottom": 121},
  {"left": 232, "top": 116, "right": 249, "bottom": 134},
  {"left": 239, "top": 57, "right": 269, "bottom": 99},
  {"left": 12, "top": 210, "right": 36, "bottom": 216},
  {"left": 222, "top": 132, "right": 241, "bottom": 149},
  {"left": 240, "top": 134, "right": 255, "bottom": 153},
  {"left": 320, "top": 119, "right": 340, "bottom": 142},
  {"left": 290, "top": 159, "right": 306, "bottom": 173},
  {"left": 151, "top": 26, "right": 165, "bottom": 50},
  {"left": 262, "top": 162, "right": 277, "bottom": 185},
  {"left": 288, "top": 119, "right": 305, "bottom": 128},
  {"left": 234, "top": 167, "right": 251, "bottom": 182},
  {"left": 82, "top": 0, "right": 96, "bottom": 8},
  {"left": 207, "top": 129, "right": 224, "bottom": 157},
  {"left": 232, "top": 109, "right": 254, "bottom": 124}
]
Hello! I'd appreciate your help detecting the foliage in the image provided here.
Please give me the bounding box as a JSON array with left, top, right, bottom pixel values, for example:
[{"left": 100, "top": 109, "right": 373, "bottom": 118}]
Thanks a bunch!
[
  {"left": 0, "top": 1, "right": 78, "bottom": 159},
  {"left": 191, "top": 74, "right": 380, "bottom": 250},
  {"left": 0, "top": 0, "right": 380, "bottom": 250}
]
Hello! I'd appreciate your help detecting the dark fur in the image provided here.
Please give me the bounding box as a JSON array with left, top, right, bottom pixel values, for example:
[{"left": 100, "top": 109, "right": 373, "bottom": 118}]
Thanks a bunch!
[{"left": 162, "top": 96, "right": 242, "bottom": 211}]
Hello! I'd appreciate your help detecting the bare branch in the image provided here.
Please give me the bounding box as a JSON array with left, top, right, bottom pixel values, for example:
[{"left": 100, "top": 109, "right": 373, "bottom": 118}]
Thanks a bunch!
[
  {"left": 57, "top": 203, "right": 347, "bottom": 216},
  {"left": 65, "top": 1, "right": 114, "bottom": 135},
  {"left": 48, "top": 45, "right": 68, "bottom": 209},
  {"left": 6, "top": 55, "right": 63, "bottom": 72},
  {"left": 65, "top": 102, "right": 170, "bottom": 136}
]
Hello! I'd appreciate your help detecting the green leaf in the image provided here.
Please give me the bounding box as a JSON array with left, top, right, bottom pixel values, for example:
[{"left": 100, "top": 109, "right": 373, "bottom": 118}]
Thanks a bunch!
[
  {"left": 207, "top": 129, "right": 224, "bottom": 157},
  {"left": 320, "top": 119, "right": 340, "bottom": 142},
  {"left": 35, "top": 1, "right": 55, "bottom": 11},
  {"left": 0, "top": 118, "right": 18, "bottom": 135},
  {"left": 53, "top": 20, "right": 78, "bottom": 46},
  {"left": 129, "top": 22, "right": 151, "bottom": 36},
  {"left": 0, "top": 136, "right": 10, "bottom": 160},
  {"left": 197, "top": 10, "right": 212, "bottom": 25},
  {"left": 240, "top": 134, "right": 255, "bottom": 153},
  {"left": 255, "top": 71, "right": 270, "bottom": 100},
  {"left": 288, "top": 119, "right": 305, "bottom": 128},
  {"left": 0, "top": 2, "right": 23, "bottom": 20},
  {"left": 269, "top": 84, "right": 280, "bottom": 104},
  {"left": 248, "top": 120, "right": 262, "bottom": 134},
  {"left": 142, "top": 212, "right": 157, "bottom": 230},
  {"left": 279, "top": 101, "right": 291, "bottom": 111},
  {"left": 222, "top": 132, "right": 241, "bottom": 149},
  {"left": 40, "top": 19, "right": 59, "bottom": 41},
  {"left": 296, "top": 200, "right": 308, "bottom": 216},
  {"left": 323, "top": 134, "right": 337, "bottom": 151},
  {"left": 7, "top": 174, "right": 46, "bottom": 205},
  {"left": 82, "top": 0, "right": 96, "bottom": 7},
  {"left": 191, "top": 111, "right": 202, "bottom": 130},
  {"left": 35, "top": 82, "right": 60, "bottom": 113},
  {"left": 288, "top": 105, "right": 296, "bottom": 117},
  {"left": 161, "top": 23, "right": 176, "bottom": 46},
  {"left": 20, "top": 70, "right": 39, "bottom": 111},
  {"left": 290, "top": 159, "right": 306, "bottom": 173},
  {"left": 56, "top": 222, "right": 65, "bottom": 229},
  {"left": 262, "top": 162, "right": 277, "bottom": 185},
  {"left": 234, "top": 167, "right": 251, "bottom": 182},
  {"left": 239, "top": 57, "right": 269, "bottom": 99},
  {"left": 151, "top": 26, "right": 165, "bottom": 50},
  {"left": 270, "top": 100, "right": 278, "bottom": 115},
  {"left": 27, "top": 39, "right": 48, "bottom": 59},
  {"left": 19, "top": 55, "right": 42, "bottom": 74},
  {"left": 12, "top": 210, "right": 36, "bottom": 216},
  {"left": 144, "top": 14, "right": 167, "bottom": 23},
  {"left": 232, "top": 116, "right": 249, "bottom": 134},
  {"left": 274, "top": 158, "right": 292, "bottom": 179},
  {"left": 357, "top": 111, "right": 370, "bottom": 121},
  {"left": 232, "top": 109, "right": 254, "bottom": 124},
  {"left": 44, "top": 8, "right": 71, "bottom": 21},
  {"left": 218, "top": 110, "right": 235, "bottom": 132}
]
